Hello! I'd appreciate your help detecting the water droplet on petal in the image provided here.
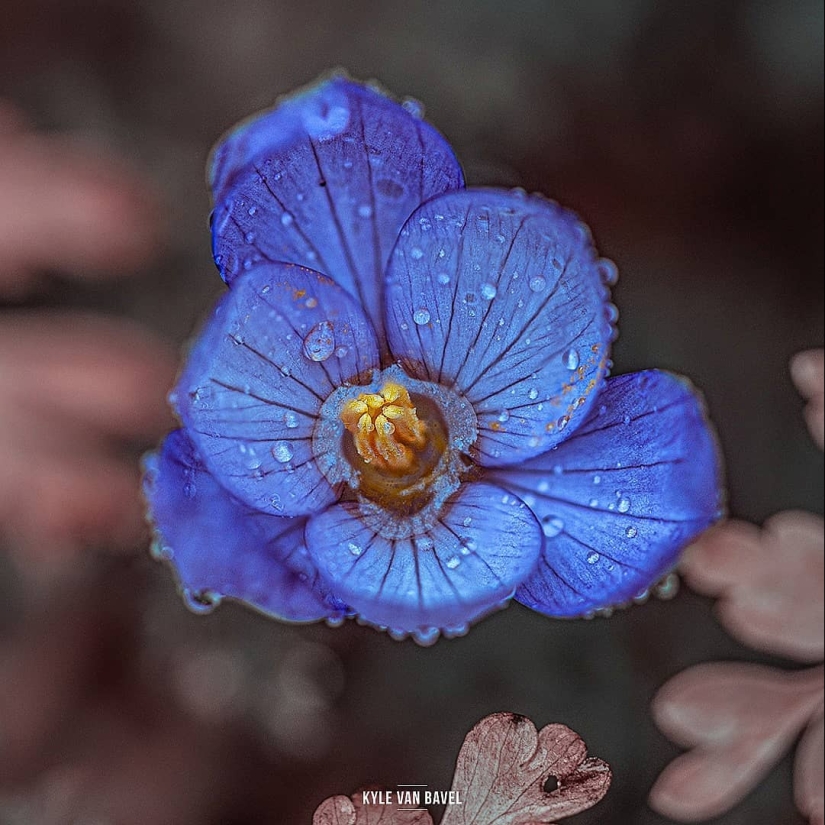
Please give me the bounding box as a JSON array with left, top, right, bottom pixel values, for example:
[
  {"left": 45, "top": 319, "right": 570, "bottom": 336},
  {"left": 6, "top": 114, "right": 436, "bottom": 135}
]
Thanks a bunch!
[
  {"left": 272, "top": 442, "right": 294, "bottom": 463},
  {"left": 528, "top": 388, "right": 539, "bottom": 400},
  {"left": 280, "top": 212, "right": 294, "bottom": 227},
  {"left": 283, "top": 411, "right": 299, "bottom": 429},
  {"left": 563, "top": 348, "right": 580, "bottom": 370},
  {"left": 481, "top": 283, "right": 497, "bottom": 300},
  {"left": 410, "top": 246, "right": 424, "bottom": 260},
  {"left": 529, "top": 276, "right": 546, "bottom": 292},
  {"left": 541, "top": 516, "right": 565, "bottom": 538},
  {"left": 401, "top": 97, "right": 424, "bottom": 118},
  {"left": 625, "top": 526, "right": 638, "bottom": 538},
  {"left": 586, "top": 552, "right": 600, "bottom": 565},
  {"left": 357, "top": 204, "right": 373, "bottom": 218},
  {"left": 302, "top": 320, "right": 335, "bottom": 362},
  {"left": 597, "top": 258, "right": 619, "bottom": 285},
  {"left": 617, "top": 497, "right": 631, "bottom": 513},
  {"left": 445, "top": 556, "right": 461, "bottom": 569},
  {"left": 347, "top": 542, "right": 362, "bottom": 556},
  {"left": 462, "top": 516, "right": 472, "bottom": 527},
  {"left": 437, "top": 272, "right": 450, "bottom": 285},
  {"left": 497, "top": 410, "right": 510, "bottom": 423},
  {"left": 413, "top": 308, "right": 431, "bottom": 325}
]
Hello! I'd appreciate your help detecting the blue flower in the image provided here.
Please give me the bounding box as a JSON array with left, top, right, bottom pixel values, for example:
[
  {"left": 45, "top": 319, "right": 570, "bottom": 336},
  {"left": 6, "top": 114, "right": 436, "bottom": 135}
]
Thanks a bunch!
[{"left": 143, "top": 76, "right": 724, "bottom": 644}]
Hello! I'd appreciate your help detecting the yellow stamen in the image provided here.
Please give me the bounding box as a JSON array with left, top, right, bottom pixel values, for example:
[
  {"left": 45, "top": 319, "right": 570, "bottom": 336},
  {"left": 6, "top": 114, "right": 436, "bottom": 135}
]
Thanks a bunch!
[{"left": 341, "top": 382, "right": 428, "bottom": 473}]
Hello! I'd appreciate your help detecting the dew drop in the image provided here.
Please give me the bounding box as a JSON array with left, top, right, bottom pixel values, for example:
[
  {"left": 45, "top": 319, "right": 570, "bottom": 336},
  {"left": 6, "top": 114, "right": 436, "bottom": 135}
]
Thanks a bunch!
[
  {"left": 401, "top": 97, "right": 424, "bottom": 118},
  {"left": 529, "top": 276, "right": 546, "bottom": 292},
  {"left": 497, "top": 410, "right": 510, "bottom": 423},
  {"left": 445, "top": 556, "right": 461, "bottom": 569},
  {"left": 247, "top": 205, "right": 258, "bottom": 216},
  {"left": 528, "top": 388, "right": 539, "bottom": 400},
  {"left": 302, "top": 320, "right": 335, "bottom": 362},
  {"left": 283, "top": 411, "right": 299, "bottom": 429},
  {"left": 462, "top": 516, "right": 472, "bottom": 527},
  {"left": 347, "top": 542, "right": 362, "bottom": 556},
  {"left": 541, "top": 515, "right": 565, "bottom": 538},
  {"left": 597, "top": 258, "right": 619, "bottom": 285},
  {"left": 586, "top": 551, "right": 600, "bottom": 565},
  {"left": 437, "top": 272, "right": 451, "bottom": 285},
  {"left": 617, "top": 497, "right": 631, "bottom": 513},
  {"left": 480, "top": 283, "right": 497, "bottom": 300},
  {"left": 410, "top": 246, "right": 424, "bottom": 260},
  {"left": 357, "top": 204, "right": 373, "bottom": 218},
  {"left": 272, "top": 442, "right": 294, "bottom": 463},
  {"left": 280, "top": 212, "right": 294, "bottom": 227},
  {"left": 625, "top": 526, "right": 638, "bottom": 538},
  {"left": 563, "top": 348, "right": 580, "bottom": 370},
  {"left": 413, "top": 308, "right": 431, "bottom": 325},
  {"left": 593, "top": 474, "right": 602, "bottom": 485}
]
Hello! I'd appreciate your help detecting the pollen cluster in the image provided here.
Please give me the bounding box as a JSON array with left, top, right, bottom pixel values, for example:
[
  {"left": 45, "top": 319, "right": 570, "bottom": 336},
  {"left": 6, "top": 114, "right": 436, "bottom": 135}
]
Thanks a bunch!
[{"left": 340, "top": 383, "right": 428, "bottom": 473}]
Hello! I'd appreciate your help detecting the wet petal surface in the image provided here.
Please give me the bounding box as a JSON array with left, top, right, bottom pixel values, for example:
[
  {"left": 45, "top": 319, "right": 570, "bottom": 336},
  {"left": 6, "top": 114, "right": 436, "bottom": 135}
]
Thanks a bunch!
[
  {"left": 143, "top": 430, "right": 342, "bottom": 621},
  {"left": 210, "top": 77, "right": 464, "bottom": 341},
  {"left": 304, "top": 482, "right": 541, "bottom": 640},
  {"left": 384, "top": 188, "right": 613, "bottom": 465},
  {"left": 174, "top": 263, "right": 379, "bottom": 516},
  {"left": 487, "top": 371, "right": 722, "bottom": 616}
]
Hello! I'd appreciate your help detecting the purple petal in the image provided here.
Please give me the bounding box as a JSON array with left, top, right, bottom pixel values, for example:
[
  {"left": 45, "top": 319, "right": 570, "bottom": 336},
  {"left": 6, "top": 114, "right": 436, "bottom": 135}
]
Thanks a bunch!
[
  {"left": 486, "top": 371, "right": 724, "bottom": 617},
  {"left": 210, "top": 76, "right": 464, "bottom": 342},
  {"left": 304, "top": 482, "right": 541, "bottom": 642},
  {"left": 174, "top": 262, "right": 379, "bottom": 517},
  {"left": 384, "top": 189, "right": 614, "bottom": 466},
  {"left": 143, "top": 430, "right": 344, "bottom": 622}
]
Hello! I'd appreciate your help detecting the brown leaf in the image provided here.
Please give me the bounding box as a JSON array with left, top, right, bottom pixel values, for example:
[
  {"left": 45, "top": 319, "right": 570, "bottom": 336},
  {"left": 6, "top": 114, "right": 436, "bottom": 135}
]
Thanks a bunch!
[
  {"left": 440, "top": 713, "right": 611, "bottom": 824},
  {"left": 313, "top": 789, "right": 434, "bottom": 825}
]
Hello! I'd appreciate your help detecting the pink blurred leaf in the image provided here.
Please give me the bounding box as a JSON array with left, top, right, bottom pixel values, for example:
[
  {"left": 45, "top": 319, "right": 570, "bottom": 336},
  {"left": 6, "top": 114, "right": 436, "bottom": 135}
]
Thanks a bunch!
[
  {"left": 795, "top": 712, "right": 825, "bottom": 825},
  {"left": 440, "top": 713, "right": 611, "bottom": 825},
  {"left": 681, "top": 512, "right": 824, "bottom": 662},
  {"left": 650, "top": 662, "right": 824, "bottom": 821},
  {"left": 313, "top": 791, "right": 434, "bottom": 825},
  {"left": 791, "top": 349, "right": 824, "bottom": 450}
]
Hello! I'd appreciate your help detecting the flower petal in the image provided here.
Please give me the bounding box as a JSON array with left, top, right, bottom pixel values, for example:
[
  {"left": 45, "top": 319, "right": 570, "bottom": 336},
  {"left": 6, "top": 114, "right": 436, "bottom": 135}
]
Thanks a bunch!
[
  {"left": 384, "top": 188, "right": 614, "bottom": 466},
  {"left": 143, "top": 429, "right": 344, "bottom": 621},
  {"left": 681, "top": 512, "right": 825, "bottom": 662},
  {"left": 174, "top": 262, "right": 379, "bottom": 516},
  {"left": 304, "top": 483, "right": 541, "bottom": 642},
  {"left": 210, "top": 76, "right": 464, "bottom": 341},
  {"left": 486, "top": 371, "right": 723, "bottom": 617}
]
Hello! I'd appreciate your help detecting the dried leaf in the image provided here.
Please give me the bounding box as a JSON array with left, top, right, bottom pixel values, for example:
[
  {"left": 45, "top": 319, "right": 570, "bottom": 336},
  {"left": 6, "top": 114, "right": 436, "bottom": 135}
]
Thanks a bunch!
[
  {"left": 440, "top": 713, "right": 611, "bottom": 824},
  {"left": 313, "top": 789, "right": 434, "bottom": 825}
]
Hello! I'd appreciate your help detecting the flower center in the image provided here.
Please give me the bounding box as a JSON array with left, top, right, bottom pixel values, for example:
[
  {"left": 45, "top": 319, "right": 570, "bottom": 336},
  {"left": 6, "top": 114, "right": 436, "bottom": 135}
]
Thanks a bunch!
[
  {"left": 314, "top": 365, "right": 479, "bottom": 533},
  {"left": 340, "top": 382, "right": 428, "bottom": 473}
]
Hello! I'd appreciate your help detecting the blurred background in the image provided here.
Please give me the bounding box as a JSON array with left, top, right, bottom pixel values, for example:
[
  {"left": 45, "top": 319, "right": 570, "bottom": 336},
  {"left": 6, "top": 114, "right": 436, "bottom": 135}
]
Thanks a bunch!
[{"left": 0, "top": 1, "right": 822, "bottom": 823}]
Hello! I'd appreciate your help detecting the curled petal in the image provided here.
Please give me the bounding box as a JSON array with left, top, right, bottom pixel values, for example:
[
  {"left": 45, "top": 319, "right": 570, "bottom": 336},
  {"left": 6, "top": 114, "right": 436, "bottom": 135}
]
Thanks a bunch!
[
  {"left": 384, "top": 188, "right": 613, "bottom": 465},
  {"left": 440, "top": 713, "right": 611, "bottom": 824},
  {"left": 210, "top": 76, "right": 463, "bottom": 341},
  {"left": 487, "top": 371, "right": 722, "bottom": 617},
  {"left": 650, "top": 663, "right": 824, "bottom": 822},
  {"left": 143, "top": 429, "right": 344, "bottom": 621},
  {"left": 305, "top": 483, "right": 541, "bottom": 642},
  {"left": 791, "top": 349, "right": 824, "bottom": 449},
  {"left": 681, "top": 511, "right": 825, "bottom": 661},
  {"left": 174, "top": 263, "right": 379, "bottom": 516}
]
